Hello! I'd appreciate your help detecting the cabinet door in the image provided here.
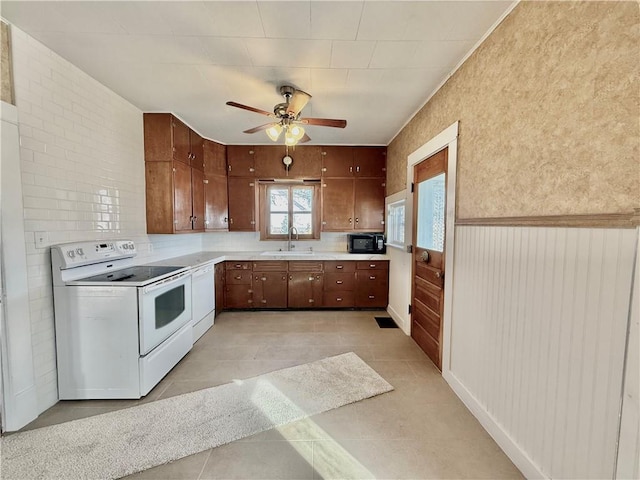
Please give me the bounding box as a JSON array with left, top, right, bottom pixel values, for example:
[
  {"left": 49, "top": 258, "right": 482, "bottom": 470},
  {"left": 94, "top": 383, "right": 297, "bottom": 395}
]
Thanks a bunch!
[
  {"left": 253, "top": 271, "right": 288, "bottom": 308},
  {"left": 354, "top": 178, "right": 385, "bottom": 231},
  {"left": 204, "top": 140, "right": 227, "bottom": 176},
  {"left": 355, "top": 270, "right": 389, "bottom": 307},
  {"left": 215, "top": 263, "right": 224, "bottom": 316},
  {"left": 191, "top": 167, "right": 205, "bottom": 231},
  {"left": 227, "top": 177, "right": 256, "bottom": 231},
  {"left": 173, "top": 161, "right": 193, "bottom": 231},
  {"left": 353, "top": 147, "right": 386, "bottom": 177},
  {"left": 190, "top": 130, "right": 204, "bottom": 171},
  {"left": 143, "top": 113, "right": 173, "bottom": 162},
  {"left": 172, "top": 117, "right": 191, "bottom": 165},
  {"left": 253, "top": 146, "right": 285, "bottom": 178},
  {"left": 322, "top": 179, "right": 354, "bottom": 231},
  {"left": 321, "top": 146, "right": 353, "bottom": 177},
  {"left": 145, "top": 161, "right": 174, "bottom": 233},
  {"left": 227, "top": 145, "right": 255, "bottom": 177},
  {"left": 288, "top": 272, "right": 323, "bottom": 308},
  {"left": 225, "top": 285, "right": 253, "bottom": 309},
  {"left": 204, "top": 175, "right": 229, "bottom": 231},
  {"left": 290, "top": 146, "right": 322, "bottom": 178}
]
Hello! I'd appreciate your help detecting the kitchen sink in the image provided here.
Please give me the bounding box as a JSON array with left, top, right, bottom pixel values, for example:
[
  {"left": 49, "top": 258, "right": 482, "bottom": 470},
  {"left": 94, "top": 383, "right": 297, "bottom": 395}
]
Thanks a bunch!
[{"left": 260, "top": 250, "right": 315, "bottom": 256}]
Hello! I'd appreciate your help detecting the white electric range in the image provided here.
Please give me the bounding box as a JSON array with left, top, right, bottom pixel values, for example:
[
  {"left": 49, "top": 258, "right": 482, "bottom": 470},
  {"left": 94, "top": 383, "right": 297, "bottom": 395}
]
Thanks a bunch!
[{"left": 51, "top": 240, "right": 193, "bottom": 399}]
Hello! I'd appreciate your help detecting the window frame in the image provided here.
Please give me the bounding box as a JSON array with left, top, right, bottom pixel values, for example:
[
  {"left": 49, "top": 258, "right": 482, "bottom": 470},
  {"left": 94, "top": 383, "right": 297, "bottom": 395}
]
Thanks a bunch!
[
  {"left": 385, "top": 198, "right": 406, "bottom": 249},
  {"left": 259, "top": 182, "right": 321, "bottom": 240}
]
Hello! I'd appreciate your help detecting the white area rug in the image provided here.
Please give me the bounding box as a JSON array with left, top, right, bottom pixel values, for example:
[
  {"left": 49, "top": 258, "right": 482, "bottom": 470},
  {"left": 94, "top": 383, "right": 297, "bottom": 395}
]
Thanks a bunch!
[{"left": 1, "top": 352, "right": 393, "bottom": 479}]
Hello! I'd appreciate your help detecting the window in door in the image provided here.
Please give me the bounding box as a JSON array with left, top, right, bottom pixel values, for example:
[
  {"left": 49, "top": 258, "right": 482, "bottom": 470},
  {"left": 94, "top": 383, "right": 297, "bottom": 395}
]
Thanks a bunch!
[
  {"left": 416, "top": 172, "right": 445, "bottom": 252},
  {"left": 260, "top": 184, "right": 321, "bottom": 240}
]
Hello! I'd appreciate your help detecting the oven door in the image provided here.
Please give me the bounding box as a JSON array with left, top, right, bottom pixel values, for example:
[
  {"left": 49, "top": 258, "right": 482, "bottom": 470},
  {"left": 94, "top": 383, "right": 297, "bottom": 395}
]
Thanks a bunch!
[{"left": 138, "top": 271, "right": 192, "bottom": 355}]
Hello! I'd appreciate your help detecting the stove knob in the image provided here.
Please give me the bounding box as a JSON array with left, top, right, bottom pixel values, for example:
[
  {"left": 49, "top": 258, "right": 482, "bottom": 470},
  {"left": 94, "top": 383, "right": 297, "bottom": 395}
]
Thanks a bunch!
[
  {"left": 67, "top": 250, "right": 75, "bottom": 258},
  {"left": 122, "top": 244, "right": 128, "bottom": 250},
  {"left": 76, "top": 248, "right": 84, "bottom": 256}
]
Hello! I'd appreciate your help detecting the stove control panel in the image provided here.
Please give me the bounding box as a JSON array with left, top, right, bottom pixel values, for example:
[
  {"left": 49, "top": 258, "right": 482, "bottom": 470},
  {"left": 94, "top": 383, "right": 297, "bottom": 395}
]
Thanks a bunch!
[{"left": 52, "top": 240, "right": 137, "bottom": 269}]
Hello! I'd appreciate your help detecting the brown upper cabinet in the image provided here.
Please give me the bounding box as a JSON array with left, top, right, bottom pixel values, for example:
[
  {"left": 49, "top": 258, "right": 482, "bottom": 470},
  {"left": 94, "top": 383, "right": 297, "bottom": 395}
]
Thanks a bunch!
[
  {"left": 144, "top": 113, "right": 204, "bottom": 169},
  {"left": 227, "top": 145, "right": 255, "bottom": 177},
  {"left": 253, "top": 145, "right": 322, "bottom": 179},
  {"left": 321, "top": 146, "right": 386, "bottom": 178},
  {"left": 143, "top": 113, "right": 205, "bottom": 234},
  {"left": 227, "top": 177, "right": 257, "bottom": 231},
  {"left": 203, "top": 139, "right": 229, "bottom": 231}
]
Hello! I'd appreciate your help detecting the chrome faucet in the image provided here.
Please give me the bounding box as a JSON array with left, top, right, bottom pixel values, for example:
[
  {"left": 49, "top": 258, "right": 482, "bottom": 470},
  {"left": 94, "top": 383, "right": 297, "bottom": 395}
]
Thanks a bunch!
[{"left": 287, "top": 226, "right": 298, "bottom": 251}]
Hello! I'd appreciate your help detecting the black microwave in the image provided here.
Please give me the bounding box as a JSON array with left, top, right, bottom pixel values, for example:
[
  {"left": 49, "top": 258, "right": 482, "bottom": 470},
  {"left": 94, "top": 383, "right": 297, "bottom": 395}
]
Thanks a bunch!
[{"left": 347, "top": 233, "right": 386, "bottom": 254}]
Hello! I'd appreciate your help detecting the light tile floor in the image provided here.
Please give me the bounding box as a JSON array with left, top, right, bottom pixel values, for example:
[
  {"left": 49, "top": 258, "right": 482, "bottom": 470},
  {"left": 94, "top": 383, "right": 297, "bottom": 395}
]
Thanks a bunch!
[{"left": 23, "top": 310, "right": 524, "bottom": 479}]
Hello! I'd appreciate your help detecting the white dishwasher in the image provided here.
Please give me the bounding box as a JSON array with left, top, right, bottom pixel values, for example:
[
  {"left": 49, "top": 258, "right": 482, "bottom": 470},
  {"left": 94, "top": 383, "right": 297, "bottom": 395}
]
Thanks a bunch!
[{"left": 191, "top": 262, "right": 215, "bottom": 342}]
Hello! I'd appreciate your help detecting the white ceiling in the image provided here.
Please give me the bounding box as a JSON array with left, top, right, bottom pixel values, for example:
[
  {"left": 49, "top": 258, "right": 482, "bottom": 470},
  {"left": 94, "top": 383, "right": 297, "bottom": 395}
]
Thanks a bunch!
[{"left": 1, "top": 1, "right": 513, "bottom": 146}]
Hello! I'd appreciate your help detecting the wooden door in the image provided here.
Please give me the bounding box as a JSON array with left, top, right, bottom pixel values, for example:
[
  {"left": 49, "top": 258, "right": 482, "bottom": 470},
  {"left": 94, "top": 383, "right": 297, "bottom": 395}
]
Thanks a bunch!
[
  {"left": 321, "top": 146, "right": 353, "bottom": 177},
  {"left": 173, "top": 161, "right": 193, "bottom": 231},
  {"left": 411, "top": 148, "right": 447, "bottom": 370},
  {"left": 204, "top": 175, "right": 229, "bottom": 231},
  {"left": 172, "top": 117, "right": 191, "bottom": 165},
  {"left": 353, "top": 147, "right": 386, "bottom": 177},
  {"left": 322, "top": 178, "right": 354, "bottom": 231},
  {"left": 227, "top": 177, "right": 256, "bottom": 231},
  {"left": 354, "top": 178, "right": 385, "bottom": 231},
  {"left": 227, "top": 145, "right": 255, "bottom": 177},
  {"left": 191, "top": 167, "right": 205, "bottom": 231}
]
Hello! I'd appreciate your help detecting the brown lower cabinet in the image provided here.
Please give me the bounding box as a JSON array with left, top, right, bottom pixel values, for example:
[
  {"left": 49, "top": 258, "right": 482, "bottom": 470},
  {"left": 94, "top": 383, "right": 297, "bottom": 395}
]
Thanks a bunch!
[
  {"left": 222, "top": 260, "right": 388, "bottom": 310},
  {"left": 215, "top": 263, "right": 224, "bottom": 316}
]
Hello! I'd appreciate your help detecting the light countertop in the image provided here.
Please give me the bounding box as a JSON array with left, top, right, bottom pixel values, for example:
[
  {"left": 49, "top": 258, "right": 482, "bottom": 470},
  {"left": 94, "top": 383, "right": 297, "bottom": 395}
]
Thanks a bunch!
[{"left": 146, "top": 251, "right": 390, "bottom": 269}]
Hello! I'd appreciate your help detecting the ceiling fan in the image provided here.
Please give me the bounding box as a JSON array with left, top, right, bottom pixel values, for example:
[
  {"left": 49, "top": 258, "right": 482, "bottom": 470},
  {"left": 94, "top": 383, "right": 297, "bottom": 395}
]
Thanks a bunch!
[{"left": 226, "top": 85, "right": 347, "bottom": 146}]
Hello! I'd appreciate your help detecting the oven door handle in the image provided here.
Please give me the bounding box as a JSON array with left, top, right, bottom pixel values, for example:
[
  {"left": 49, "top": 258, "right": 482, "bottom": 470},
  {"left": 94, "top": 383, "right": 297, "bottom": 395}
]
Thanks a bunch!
[{"left": 142, "top": 270, "right": 190, "bottom": 294}]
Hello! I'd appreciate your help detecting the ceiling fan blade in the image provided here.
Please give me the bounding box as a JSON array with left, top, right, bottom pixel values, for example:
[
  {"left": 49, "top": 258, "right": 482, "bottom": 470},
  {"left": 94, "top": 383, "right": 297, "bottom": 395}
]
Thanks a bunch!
[
  {"left": 226, "top": 101, "right": 275, "bottom": 118},
  {"left": 243, "top": 123, "right": 276, "bottom": 134},
  {"left": 299, "top": 117, "right": 347, "bottom": 128},
  {"left": 286, "top": 89, "right": 311, "bottom": 117},
  {"left": 298, "top": 133, "right": 311, "bottom": 144}
]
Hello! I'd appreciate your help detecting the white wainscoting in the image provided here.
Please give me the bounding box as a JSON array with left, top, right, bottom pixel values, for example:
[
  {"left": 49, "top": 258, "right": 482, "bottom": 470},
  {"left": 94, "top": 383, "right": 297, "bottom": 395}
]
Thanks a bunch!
[{"left": 445, "top": 225, "right": 637, "bottom": 479}]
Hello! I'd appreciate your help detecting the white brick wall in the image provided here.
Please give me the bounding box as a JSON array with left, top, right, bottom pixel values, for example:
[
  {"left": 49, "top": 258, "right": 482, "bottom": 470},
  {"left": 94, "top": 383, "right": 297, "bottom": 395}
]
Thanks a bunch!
[{"left": 10, "top": 26, "right": 202, "bottom": 412}]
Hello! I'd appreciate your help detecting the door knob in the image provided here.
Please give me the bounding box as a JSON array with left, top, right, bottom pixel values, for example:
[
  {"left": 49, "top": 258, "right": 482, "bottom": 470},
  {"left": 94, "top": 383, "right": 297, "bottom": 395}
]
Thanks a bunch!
[
  {"left": 421, "top": 251, "right": 429, "bottom": 262},
  {"left": 435, "top": 271, "right": 443, "bottom": 279}
]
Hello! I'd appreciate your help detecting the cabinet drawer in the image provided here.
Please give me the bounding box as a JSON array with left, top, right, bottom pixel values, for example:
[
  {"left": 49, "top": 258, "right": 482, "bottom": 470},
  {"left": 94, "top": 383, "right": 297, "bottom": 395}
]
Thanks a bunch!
[
  {"left": 324, "top": 272, "right": 355, "bottom": 291},
  {"left": 253, "top": 261, "right": 288, "bottom": 272},
  {"left": 225, "top": 270, "right": 253, "bottom": 285},
  {"left": 323, "top": 291, "right": 355, "bottom": 308},
  {"left": 324, "top": 261, "right": 355, "bottom": 272},
  {"left": 226, "top": 261, "right": 251, "bottom": 270},
  {"left": 288, "top": 261, "right": 323, "bottom": 272},
  {"left": 356, "top": 261, "right": 389, "bottom": 270}
]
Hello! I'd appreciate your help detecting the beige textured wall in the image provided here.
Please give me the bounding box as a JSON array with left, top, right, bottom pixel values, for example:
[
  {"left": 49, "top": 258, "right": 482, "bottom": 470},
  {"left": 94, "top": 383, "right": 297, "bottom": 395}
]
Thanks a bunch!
[
  {"left": 387, "top": 1, "right": 639, "bottom": 218},
  {"left": 1, "top": 21, "right": 14, "bottom": 105}
]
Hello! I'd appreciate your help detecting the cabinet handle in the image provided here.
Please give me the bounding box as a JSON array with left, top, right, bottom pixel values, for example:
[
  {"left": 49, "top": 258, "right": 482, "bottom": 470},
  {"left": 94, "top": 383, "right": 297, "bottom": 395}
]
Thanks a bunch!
[
  {"left": 249, "top": 150, "right": 254, "bottom": 155},
  {"left": 336, "top": 298, "right": 342, "bottom": 301},
  {"left": 249, "top": 168, "right": 255, "bottom": 172},
  {"left": 250, "top": 220, "right": 255, "bottom": 225},
  {"left": 309, "top": 299, "right": 314, "bottom": 303},
  {"left": 289, "top": 275, "right": 293, "bottom": 281},
  {"left": 235, "top": 275, "right": 242, "bottom": 280},
  {"left": 247, "top": 299, "right": 253, "bottom": 303},
  {"left": 261, "top": 299, "right": 267, "bottom": 303},
  {"left": 234, "top": 264, "right": 242, "bottom": 268},
  {"left": 349, "top": 166, "right": 353, "bottom": 173},
  {"left": 203, "top": 179, "right": 209, "bottom": 184},
  {"left": 336, "top": 280, "right": 343, "bottom": 284},
  {"left": 369, "top": 264, "right": 376, "bottom": 268},
  {"left": 322, "top": 167, "right": 327, "bottom": 172},
  {"left": 356, "top": 166, "right": 360, "bottom": 173},
  {"left": 224, "top": 217, "right": 228, "bottom": 223},
  {"left": 309, "top": 276, "right": 314, "bottom": 281},
  {"left": 230, "top": 218, "right": 234, "bottom": 224},
  {"left": 192, "top": 216, "right": 197, "bottom": 222},
  {"left": 321, "top": 151, "right": 327, "bottom": 156},
  {"left": 349, "top": 218, "right": 352, "bottom": 224},
  {"left": 261, "top": 277, "right": 267, "bottom": 281},
  {"left": 368, "top": 295, "right": 375, "bottom": 299},
  {"left": 336, "top": 265, "right": 343, "bottom": 269},
  {"left": 249, "top": 182, "right": 255, "bottom": 187},
  {"left": 316, "top": 275, "right": 321, "bottom": 280},
  {"left": 369, "top": 276, "right": 376, "bottom": 280},
  {"left": 228, "top": 165, "right": 232, "bottom": 171},
  {"left": 355, "top": 218, "right": 359, "bottom": 223}
]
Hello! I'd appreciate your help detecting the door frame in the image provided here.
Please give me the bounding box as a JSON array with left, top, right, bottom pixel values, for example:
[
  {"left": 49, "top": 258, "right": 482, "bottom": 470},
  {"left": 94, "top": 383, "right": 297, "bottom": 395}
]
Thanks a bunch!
[{"left": 405, "top": 121, "right": 458, "bottom": 374}]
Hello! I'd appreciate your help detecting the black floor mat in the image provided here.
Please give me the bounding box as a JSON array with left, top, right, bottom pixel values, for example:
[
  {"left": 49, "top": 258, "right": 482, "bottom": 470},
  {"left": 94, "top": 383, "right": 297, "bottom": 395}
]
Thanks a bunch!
[{"left": 374, "top": 316, "right": 399, "bottom": 328}]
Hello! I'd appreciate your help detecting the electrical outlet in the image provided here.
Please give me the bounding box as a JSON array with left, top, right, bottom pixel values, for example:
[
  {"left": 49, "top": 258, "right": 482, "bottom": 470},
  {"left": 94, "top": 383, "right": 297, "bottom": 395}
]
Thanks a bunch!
[{"left": 35, "top": 231, "right": 48, "bottom": 248}]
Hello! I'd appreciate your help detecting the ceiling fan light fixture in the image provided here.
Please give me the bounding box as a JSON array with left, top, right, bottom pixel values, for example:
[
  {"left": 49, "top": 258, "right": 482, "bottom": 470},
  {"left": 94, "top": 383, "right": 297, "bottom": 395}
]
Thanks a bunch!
[
  {"left": 289, "top": 124, "right": 305, "bottom": 141},
  {"left": 265, "top": 124, "right": 283, "bottom": 141},
  {"left": 284, "top": 129, "right": 298, "bottom": 146}
]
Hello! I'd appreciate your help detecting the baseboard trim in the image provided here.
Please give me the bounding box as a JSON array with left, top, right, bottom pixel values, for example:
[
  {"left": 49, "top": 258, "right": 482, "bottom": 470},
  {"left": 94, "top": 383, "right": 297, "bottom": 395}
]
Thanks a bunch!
[
  {"left": 456, "top": 210, "right": 639, "bottom": 229},
  {"left": 386, "top": 304, "right": 410, "bottom": 335},
  {"left": 443, "top": 369, "right": 547, "bottom": 479}
]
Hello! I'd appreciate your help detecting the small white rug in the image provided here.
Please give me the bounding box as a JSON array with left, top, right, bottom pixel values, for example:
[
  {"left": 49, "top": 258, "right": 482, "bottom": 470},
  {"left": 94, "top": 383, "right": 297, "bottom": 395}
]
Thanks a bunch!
[{"left": 1, "top": 352, "right": 393, "bottom": 479}]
